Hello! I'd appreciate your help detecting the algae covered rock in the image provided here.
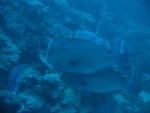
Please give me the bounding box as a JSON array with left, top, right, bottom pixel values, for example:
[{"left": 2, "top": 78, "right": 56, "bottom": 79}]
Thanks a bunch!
[{"left": 0, "top": 34, "right": 20, "bottom": 71}]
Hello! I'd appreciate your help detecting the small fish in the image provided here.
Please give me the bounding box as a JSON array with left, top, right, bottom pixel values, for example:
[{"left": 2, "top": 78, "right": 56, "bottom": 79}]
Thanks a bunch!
[
  {"left": 8, "top": 65, "right": 23, "bottom": 92},
  {"left": 46, "top": 38, "right": 116, "bottom": 74},
  {"left": 61, "top": 67, "right": 141, "bottom": 94},
  {"left": 113, "top": 37, "right": 140, "bottom": 57}
]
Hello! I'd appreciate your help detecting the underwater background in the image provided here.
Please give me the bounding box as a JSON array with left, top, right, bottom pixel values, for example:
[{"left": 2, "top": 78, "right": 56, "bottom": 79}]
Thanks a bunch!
[{"left": 0, "top": 0, "right": 150, "bottom": 113}]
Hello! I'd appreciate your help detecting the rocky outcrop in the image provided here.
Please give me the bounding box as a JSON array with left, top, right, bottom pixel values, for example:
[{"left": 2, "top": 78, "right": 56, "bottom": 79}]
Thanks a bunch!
[{"left": 0, "top": 34, "right": 20, "bottom": 71}]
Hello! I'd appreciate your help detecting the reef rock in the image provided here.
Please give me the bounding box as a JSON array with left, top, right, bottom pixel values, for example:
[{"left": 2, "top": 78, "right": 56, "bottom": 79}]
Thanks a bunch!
[{"left": 0, "top": 34, "right": 20, "bottom": 71}]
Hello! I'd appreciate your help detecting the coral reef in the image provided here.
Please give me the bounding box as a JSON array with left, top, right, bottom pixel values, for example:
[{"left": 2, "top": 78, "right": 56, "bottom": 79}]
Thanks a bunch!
[
  {"left": 0, "top": 0, "right": 150, "bottom": 113},
  {"left": 0, "top": 34, "right": 20, "bottom": 71}
]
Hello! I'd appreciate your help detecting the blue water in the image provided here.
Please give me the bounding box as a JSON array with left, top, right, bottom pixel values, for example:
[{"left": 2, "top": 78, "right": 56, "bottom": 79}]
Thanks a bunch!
[{"left": 0, "top": 0, "right": 150, "bottom": 113}]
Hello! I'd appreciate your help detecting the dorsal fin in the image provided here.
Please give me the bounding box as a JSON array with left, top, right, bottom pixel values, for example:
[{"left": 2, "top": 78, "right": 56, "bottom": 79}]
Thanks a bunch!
[{"left": 75, "top": 30, "right": 111, "bottom": 51}]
